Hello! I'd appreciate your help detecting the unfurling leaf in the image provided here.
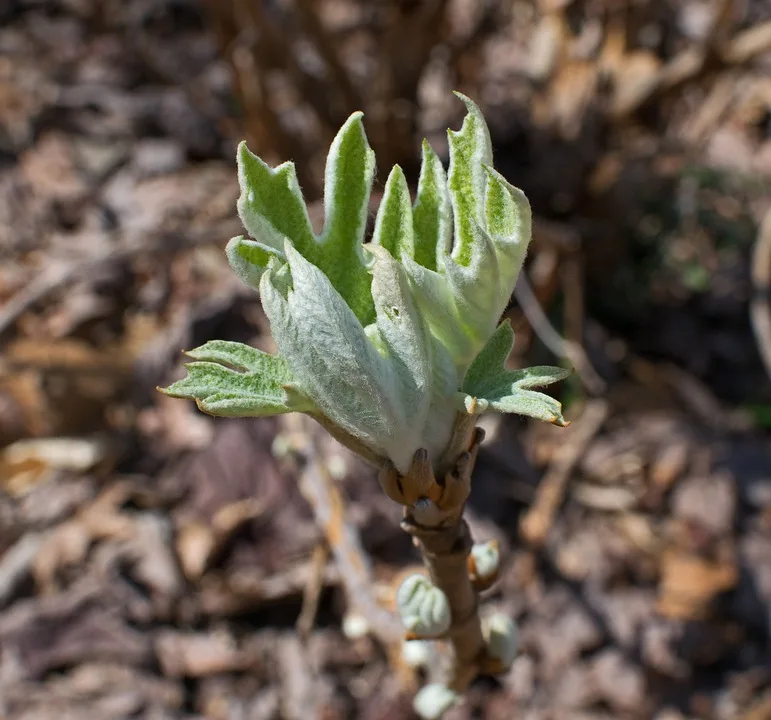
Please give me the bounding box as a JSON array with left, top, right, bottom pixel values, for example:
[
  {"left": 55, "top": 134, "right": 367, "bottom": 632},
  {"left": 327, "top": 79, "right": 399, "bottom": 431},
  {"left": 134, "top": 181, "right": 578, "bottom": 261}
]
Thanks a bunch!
[
  {"left": 412, "top": 140, "right": 452, "bottom": 271},
  {"left": 160, "top": 340, "right": 314, "bottom": 416},
  {"left": 162, "top": 93, "right": 568, "bottom": 476},
  {"left": 372, "top": 165, "right": 415, "bottom": 260},
  {"left": 261, "top": 241, "right": 398, "bottom": 460},
  {"left": 460, "top": 320, "right": 572, "bottom": 425},
  {"left": 233, "top": 113, "right": 376, "bottom": 324}
]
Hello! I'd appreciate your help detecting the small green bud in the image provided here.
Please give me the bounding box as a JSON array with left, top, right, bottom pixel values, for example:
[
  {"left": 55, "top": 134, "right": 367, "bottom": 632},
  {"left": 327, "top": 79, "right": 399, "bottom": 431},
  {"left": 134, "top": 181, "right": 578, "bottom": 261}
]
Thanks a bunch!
[
  {"left": 483, "top": 612, "right": 519, "bottom": 669},
  {"left": 396, "top": 574, "right": 451, "bottom": 638},
  {"left": 469, "top": 540, "right": 500, "bottom": 588},
  {"left": 401, "top": 639, "right": 433, "bottom": 668},
  {"left": 413, "top": 683, "right": 461, "bottom": 720}
]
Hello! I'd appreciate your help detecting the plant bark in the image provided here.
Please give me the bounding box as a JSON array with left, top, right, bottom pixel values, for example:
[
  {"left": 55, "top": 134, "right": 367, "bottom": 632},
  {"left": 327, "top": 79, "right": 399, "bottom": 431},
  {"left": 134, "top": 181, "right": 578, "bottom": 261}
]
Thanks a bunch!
[{"left": 379, "top": 416, "right": 493, "bottom": 691}]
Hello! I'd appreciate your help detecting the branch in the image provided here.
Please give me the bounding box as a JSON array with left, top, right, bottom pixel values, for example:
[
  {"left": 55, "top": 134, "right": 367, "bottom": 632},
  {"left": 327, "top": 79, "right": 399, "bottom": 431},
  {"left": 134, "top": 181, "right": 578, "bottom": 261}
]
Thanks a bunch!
[
  {"left": 283, "top": 417, "right": 404, "bottom": 654},
  {"left": 377, "top": 417, "right": 503, "bottom": 693}
]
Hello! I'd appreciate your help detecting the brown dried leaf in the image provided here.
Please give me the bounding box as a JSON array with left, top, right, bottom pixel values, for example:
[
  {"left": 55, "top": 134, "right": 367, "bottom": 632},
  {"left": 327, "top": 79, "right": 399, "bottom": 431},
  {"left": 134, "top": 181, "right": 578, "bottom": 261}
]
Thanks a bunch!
[
  {"left": 34, "top": 483, "right": 138, "bottom": 593},
  {"left": 18, "top": 132, "right": 87, "bottom": 202},
  {"left": 0, "top": 437, "right": 108, "bottom": 497},
  {"left": 657, "top": 548, "right": 738, "bottom": 621},
  {"left": 176, "top": 498, "right": 265, "bottom": 582}
]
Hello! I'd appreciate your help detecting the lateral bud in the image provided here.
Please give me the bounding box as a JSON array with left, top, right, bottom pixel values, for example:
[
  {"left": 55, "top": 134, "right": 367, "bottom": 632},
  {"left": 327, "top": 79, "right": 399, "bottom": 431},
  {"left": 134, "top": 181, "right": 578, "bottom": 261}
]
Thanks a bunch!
[
  {"left": 482, "top": 612, "right": 519, "bottom": 671},
  {"left": 413, "top": 683, "right": 461, "bottom": 720},
  {"left": 396, "top": 574, "right": 451, "bottom": 639},
  {"left": 468, "top": 539, "right": 500, "bottom": 591}
]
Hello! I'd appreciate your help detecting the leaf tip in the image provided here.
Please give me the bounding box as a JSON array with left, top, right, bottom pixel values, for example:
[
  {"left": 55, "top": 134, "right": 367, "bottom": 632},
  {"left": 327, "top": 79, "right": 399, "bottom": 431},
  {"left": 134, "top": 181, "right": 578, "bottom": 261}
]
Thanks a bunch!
[
  {"left": 334, "top": 110, "right": 369, "bottom": 145},
  {"left": 420, "top": 138, "right": 438, "bottom": 159},
  {"left": 235, "top": 139, "right": 250, "bottom": 157},
  {"left": 451, "top": 89, "right": 474, "bottom": 106},
  {"left": 451, "top": 90, "right": 484, "bottom": 120}
]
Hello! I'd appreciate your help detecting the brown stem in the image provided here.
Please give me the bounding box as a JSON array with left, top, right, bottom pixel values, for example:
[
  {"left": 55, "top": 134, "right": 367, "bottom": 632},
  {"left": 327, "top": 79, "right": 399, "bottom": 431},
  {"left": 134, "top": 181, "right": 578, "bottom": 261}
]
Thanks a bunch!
[
  {"left": 379, "top": 418, "right": 491, "bottom": 691},
  {"left": 402, "top": 516, "right": 485, "bottom": 691}
]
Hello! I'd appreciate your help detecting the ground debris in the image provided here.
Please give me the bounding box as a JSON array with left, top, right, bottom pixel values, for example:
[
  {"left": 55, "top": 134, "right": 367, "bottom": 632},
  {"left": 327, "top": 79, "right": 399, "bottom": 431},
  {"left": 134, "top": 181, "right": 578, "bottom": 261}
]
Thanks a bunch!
[{"left": 1, "top": 0, "right": 770, "bottom": 718}]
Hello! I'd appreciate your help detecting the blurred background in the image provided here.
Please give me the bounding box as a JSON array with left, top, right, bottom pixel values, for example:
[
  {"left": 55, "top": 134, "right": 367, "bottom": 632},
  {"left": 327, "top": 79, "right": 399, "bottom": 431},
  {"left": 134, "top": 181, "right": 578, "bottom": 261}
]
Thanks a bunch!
[{"left": 1, "top": 0, "right": 771, "bottom": 718}]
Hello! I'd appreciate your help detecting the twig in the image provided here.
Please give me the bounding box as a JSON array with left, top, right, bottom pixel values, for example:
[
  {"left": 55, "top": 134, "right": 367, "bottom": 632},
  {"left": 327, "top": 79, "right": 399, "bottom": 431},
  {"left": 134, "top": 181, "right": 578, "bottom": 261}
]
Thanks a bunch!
[
  {"left": 682, "top": 72, "right": 740, "bottom": 144},
  {"left": 519, "top": 398, "right": 608, "bottom": 547},
  {"left": 724, "top": 21, "right": 771, "bottom": 64},
  {"left": 276, "top": 634, "right": 324, "bottom": 720},
  {"left": 296, "top": 543, "right": 330, "bottom": 639},
  {"left": 289, "top": 418, "right": 403, "bottom": 650},
  {"left": 377, "top": 418, "right": 505, "bottom": 692},
  {"left": 751, "top": 207, "right": 771, "bottom": 381},
  {"left": 514, "top": 272, "right": 606, "bottom": 394}
]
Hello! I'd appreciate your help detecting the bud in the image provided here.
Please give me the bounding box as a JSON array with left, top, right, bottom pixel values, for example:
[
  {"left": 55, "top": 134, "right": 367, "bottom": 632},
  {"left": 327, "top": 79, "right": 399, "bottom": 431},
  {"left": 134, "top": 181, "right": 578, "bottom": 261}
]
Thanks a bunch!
[
  {"left": 396, "top": 574, "right": 451, "bottom": 638},
  {"left": 413, "top": 683, "right": 460, "bottom": 720},
  {"left": 468, "top": 540, "right": 501, "bottom": 590},
  {"left": 483, "top": 612, "right": 519, "bottom": 670},
  {"left": 160, "top": 94, "right": 570, "bottom": 474}
]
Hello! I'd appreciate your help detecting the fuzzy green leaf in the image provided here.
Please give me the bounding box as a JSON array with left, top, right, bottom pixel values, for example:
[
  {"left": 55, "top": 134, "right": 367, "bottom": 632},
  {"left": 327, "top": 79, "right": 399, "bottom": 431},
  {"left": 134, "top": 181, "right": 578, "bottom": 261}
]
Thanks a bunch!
[
  {"left": 461, "top": 319, "right": 515, "bottom": 394},
  {"left": 398, "top": 94, "right": 532, "bottom": 375},
  {"left": 442, "top": 219, "right": 501, "bottom": 346},
  {"left": 483, "top": 165, "right": 532, "bottom": 317},
  {"left": 225, "top": 236, "right": 283, "bottom": 291},
  {"left": 368, "top": 245, "right": 458, "bottom": 461},
  {"left": 414, "top": 94, "right": 534, "bottom": 356},
  {"left": 402, "top": 256, "right": 469, "bottom": 360},
  {"left": 368, "top": 245, "right": 430, "bottom": 411},
  {"left": 233, "top": 114, "right": 376, "bottom": 325},
  {"left": 381, "top": 250, "right": 460, "bottom": 455},
  {"left": 160, "top": 340, "right": 313, "bottom": 417},
  {"left": 317, "top": 111, "right": 377, "bottom": 324},
  {"left": 237, "top": 145, "right": 315, "bottom": 256},
  {"left": 261, "top": 242, "right": 429, "bottom": 472},
  {"left": 168, "top": 94, "right": 554, "bottom": 474},
  {"left": 447, "top": 92, "right": 493, "bottom": 266},
  {"left": 184, "top": 340, "right": 284, "bottom": 373},
  {"left": 412, "top": 141, "right": 452, "bottom": 271},
  {"left": 460, "top": 321, "right": 571, "bottom": 425},
  {"left": 372, "top": 165, "right": 415, "bottom": 260}
]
